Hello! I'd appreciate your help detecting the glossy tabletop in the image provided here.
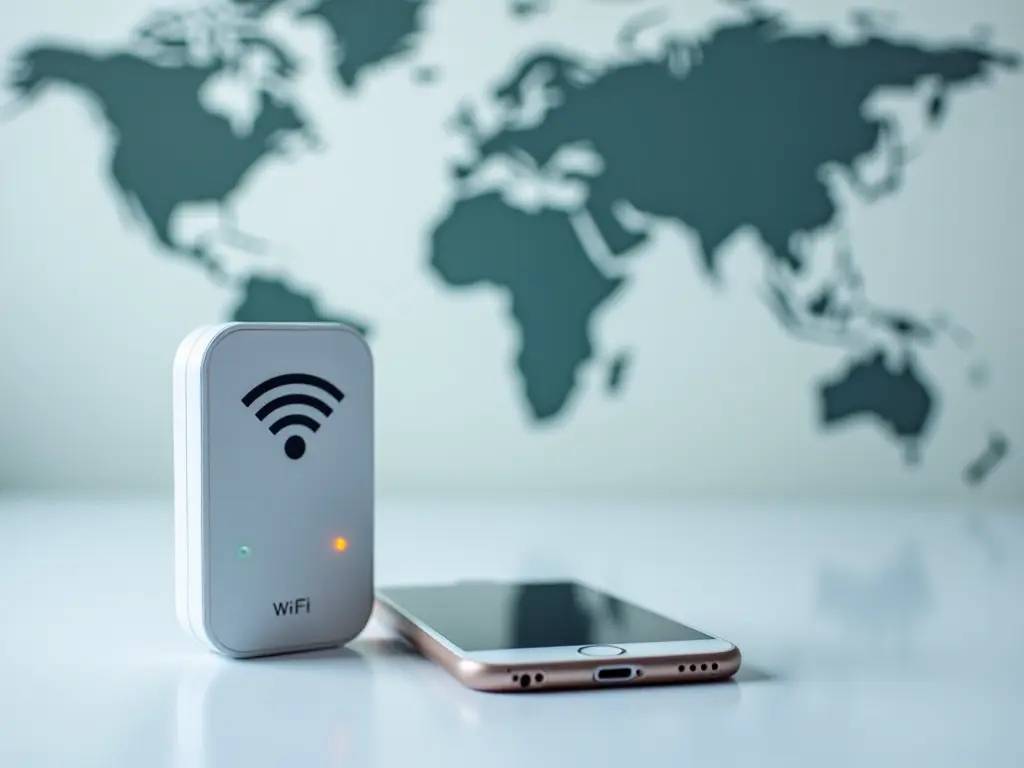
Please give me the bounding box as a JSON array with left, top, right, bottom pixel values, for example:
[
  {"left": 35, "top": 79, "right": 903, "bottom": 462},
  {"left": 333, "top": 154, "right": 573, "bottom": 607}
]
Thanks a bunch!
[{"left": 0, "top": 496, "right": 1021, "bottom": 767}]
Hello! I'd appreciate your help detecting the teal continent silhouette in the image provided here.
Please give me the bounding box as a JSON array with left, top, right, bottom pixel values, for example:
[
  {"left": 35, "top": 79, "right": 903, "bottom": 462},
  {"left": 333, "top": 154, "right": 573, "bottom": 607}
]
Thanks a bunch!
[
  {"left": 231, "top": 0, "right": 429, "bottom": 87},
  {"left": 4, "top": 0, "right": 427, "bottom": 329},
  {"left": 300, "top": 0, "right": 429, "bottom": 89},
  {"left": 232, "top": 276, "right": 370, "bottom": 334},
  {"left": 433, "top": 193, "right": 624, "bottom": 418},
  {"left": 820, "top": 351, "right": 934, "bottom": 465},
  {"left": 430, "top": 8, "right": 1017, "bottom": 478},
  {"left": 9, "top": 45, "right": 308, "bottom": 273}
]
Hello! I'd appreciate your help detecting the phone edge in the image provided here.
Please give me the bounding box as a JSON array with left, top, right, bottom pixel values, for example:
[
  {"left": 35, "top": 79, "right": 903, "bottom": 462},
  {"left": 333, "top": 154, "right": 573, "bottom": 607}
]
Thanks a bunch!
[{"left": 373, "top": 598, "right": 741, "bottom": 693}]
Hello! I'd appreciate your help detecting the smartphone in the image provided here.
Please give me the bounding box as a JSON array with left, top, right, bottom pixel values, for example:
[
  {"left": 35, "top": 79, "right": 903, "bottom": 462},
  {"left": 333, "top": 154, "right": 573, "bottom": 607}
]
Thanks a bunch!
[{"left": 374, "top": 580, "right": 741, "bottom": 692}]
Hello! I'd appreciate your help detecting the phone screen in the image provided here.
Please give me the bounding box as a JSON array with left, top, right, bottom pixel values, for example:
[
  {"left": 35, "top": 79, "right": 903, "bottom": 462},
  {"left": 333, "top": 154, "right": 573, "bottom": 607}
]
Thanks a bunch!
[{"left": 378, "top": 581, "right": 712, "bottom": 652}]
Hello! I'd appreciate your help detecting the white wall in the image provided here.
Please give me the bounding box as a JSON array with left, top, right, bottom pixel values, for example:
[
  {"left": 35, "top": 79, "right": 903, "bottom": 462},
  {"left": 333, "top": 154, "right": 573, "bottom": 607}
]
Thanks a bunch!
[{"left": 1, "top": 0, "right": 1021, "bottom": 500}]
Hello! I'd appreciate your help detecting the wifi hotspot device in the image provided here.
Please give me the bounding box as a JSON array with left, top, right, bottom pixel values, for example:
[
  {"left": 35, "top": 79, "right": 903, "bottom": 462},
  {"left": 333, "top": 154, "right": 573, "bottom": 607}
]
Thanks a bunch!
[{"left": 173, "top": 322, "right": 373, "bottom": 658}]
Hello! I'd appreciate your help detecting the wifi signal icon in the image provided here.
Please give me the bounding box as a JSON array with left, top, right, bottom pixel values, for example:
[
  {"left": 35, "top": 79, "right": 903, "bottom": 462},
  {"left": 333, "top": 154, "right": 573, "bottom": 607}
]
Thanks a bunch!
[{"left": 241, "top": 373, "right": 345, "bottom": 460}]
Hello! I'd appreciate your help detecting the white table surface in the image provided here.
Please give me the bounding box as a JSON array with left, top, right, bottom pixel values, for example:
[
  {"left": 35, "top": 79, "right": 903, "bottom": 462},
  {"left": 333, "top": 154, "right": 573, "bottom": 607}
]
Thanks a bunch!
[{"left": 0, "top": 496, "right": 1021, "bottom": 767}]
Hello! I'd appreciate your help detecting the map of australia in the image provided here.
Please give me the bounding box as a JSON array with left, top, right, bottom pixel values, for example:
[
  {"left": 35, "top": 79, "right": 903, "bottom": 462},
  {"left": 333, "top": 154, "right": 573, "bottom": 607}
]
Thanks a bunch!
[{"left": 3, "top": 0, "right": 1018, "bottom": 486}]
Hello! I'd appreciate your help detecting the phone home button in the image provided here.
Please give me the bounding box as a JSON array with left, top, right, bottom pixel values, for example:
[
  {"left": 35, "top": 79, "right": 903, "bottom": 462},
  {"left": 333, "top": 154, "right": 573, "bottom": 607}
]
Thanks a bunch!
[{"left": 578, "top": 645, "right": 625, "bottom": 657}]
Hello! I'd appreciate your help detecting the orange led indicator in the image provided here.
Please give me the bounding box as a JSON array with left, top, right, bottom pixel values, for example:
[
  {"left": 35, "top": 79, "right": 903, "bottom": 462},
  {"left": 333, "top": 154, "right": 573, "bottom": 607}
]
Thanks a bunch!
[{"left": 333, "top": 537, "right": 349, "bottom": 553}]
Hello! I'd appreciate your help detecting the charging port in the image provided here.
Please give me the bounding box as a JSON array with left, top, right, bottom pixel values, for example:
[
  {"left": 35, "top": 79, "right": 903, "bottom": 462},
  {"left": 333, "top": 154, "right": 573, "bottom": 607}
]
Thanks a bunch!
[{"left": 595, "top": 666, "right": 635, "bottom": 682}]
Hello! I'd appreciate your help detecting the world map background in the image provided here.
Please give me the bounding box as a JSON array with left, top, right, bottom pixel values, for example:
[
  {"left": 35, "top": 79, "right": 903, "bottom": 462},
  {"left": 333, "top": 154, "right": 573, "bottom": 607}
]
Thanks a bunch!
[{"left": 0, "top": 0, "right": 1021, "bottom": 499}]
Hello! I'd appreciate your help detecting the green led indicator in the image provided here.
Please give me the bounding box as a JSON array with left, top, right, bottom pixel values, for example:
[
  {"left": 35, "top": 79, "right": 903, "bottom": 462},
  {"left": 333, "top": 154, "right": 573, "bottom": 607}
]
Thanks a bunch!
[{"left": 237, "top": 546, "right": 251, "bottom": 559}]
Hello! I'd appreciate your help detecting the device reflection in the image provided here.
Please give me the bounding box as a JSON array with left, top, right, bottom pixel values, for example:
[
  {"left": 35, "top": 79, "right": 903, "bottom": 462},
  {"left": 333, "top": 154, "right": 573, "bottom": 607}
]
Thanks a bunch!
[
  {"left": 816, "top": 544, "right": 932, "bottom": 635},
  {"left": 512, "top": 581, "right": 593, "bottom": 648},
  {"left": 173, "top": 647, "right": 373, "bottom": 768},
  {"left": 510, "top": 581, "right": 631, "bottom": 649}
]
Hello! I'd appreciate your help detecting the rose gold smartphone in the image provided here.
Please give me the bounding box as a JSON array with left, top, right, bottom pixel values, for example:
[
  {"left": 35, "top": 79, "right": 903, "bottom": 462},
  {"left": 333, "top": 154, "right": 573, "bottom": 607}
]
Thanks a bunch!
[{"left": 374, "top": 580, "right": 741, "bottom": 692}]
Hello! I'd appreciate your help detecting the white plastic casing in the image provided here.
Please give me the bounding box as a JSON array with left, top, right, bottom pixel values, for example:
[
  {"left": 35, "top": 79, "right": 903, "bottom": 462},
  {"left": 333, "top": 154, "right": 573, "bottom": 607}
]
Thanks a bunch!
[{"left": 173, "top": 323, "right": 374, "bottom": 658}]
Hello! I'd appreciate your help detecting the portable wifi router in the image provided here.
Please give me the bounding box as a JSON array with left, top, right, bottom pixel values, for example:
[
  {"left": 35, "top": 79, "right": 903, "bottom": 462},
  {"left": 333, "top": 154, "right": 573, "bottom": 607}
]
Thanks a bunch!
[{"left": 173, "top": 322, "right": 373, "bottom": 658}]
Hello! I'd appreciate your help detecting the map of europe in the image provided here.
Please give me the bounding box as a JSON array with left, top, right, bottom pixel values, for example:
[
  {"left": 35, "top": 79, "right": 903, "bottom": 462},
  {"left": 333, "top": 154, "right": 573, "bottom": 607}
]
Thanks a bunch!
[{"left": 4, "top": 0, "right": 1018, "bottom": 485}]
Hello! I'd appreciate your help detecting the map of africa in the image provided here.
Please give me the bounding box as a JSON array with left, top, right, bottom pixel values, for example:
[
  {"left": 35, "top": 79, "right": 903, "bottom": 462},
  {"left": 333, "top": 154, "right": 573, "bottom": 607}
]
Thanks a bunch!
[{"left": 4, "top": 0, "right": 1017, "bottom": 485}]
